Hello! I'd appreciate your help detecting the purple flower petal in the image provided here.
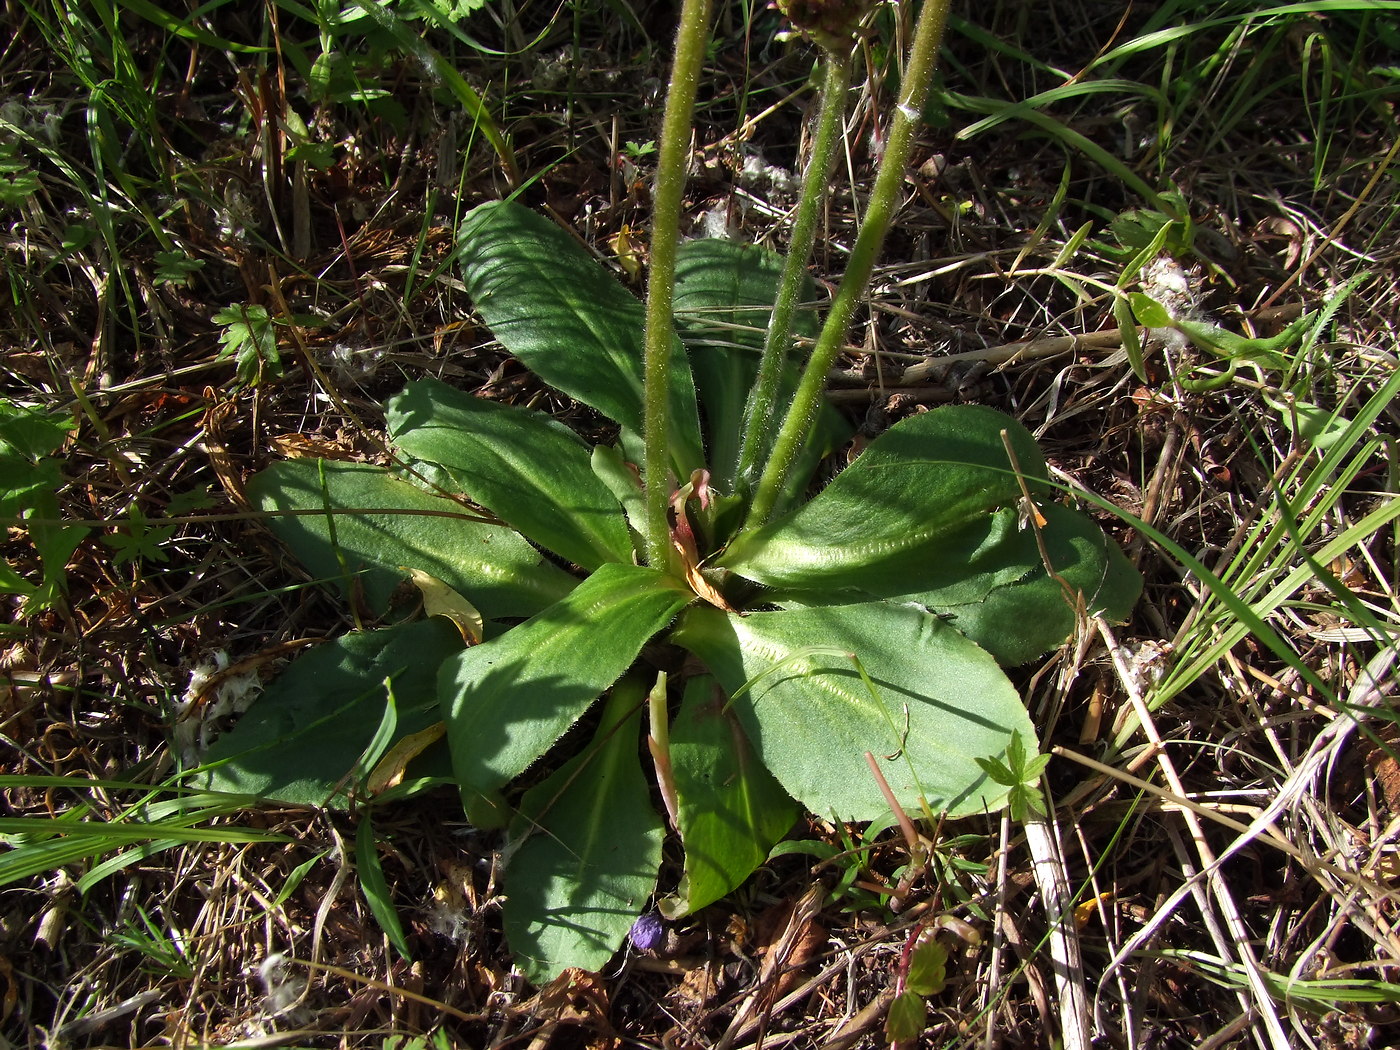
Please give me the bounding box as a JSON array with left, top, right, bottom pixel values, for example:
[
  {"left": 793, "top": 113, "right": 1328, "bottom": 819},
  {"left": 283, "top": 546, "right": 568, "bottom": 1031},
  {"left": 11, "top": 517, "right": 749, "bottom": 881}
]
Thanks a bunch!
[{"left": 629, "top": 912, "right": 665, "bottom": 952}]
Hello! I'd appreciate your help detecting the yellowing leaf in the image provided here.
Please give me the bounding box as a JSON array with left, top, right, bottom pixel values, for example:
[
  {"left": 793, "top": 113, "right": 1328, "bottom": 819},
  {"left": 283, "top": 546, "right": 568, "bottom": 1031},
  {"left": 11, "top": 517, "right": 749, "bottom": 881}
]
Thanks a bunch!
[
  {"left": 366, "top": 721, "right": 447, "bottom": 796},
  {"left": 608, "top": 224, "right": 645, "bottom": 282},
  {"left": 403, "top": 566, "right": 483, "bottom": 644},
  {"left": 1074, "top": 891, "right": 1113, "bottom": 929}
]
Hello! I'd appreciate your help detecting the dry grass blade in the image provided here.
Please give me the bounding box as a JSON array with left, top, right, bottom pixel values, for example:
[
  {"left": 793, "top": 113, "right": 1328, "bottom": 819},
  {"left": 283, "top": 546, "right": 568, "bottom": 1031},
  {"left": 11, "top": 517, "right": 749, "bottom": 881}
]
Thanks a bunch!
[{"left": 1023, "top": 813, "right": 1090, "bottom": 1050}]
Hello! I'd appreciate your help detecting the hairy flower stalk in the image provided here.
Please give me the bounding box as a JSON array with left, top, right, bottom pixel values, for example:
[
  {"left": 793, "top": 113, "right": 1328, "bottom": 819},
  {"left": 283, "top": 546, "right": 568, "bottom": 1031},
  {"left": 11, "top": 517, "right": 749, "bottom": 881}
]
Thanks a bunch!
[
  {"left": 734, "top": 44, "right": 853, "bottom": 488},
  {"left": 642, "top": 0, "right": 715, "bottom": 570},
  {"left": 743, "top": 0, "right": 954, "bottom": 532}
]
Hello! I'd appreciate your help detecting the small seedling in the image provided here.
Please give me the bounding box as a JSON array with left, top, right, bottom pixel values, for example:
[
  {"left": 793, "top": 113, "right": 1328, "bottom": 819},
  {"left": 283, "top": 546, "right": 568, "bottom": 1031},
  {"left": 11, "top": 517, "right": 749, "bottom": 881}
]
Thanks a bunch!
[
  {"left": 885, "top": 926, "right": 949, "bottom": 1043},
  {"left": 153, "top": 249, "right": 205, "bottom": 286},
  {"left": 0, "top": 400, "right": 87, "bottom": 614},
  {"left": 103, "top": 506, "right": 176, "bottom": 566},
  {"left": 974, "top": 730, "right": 1050, "bottom": 823},
  {"left": 212, "top": 305, "right": 283, "bottom": 386}
]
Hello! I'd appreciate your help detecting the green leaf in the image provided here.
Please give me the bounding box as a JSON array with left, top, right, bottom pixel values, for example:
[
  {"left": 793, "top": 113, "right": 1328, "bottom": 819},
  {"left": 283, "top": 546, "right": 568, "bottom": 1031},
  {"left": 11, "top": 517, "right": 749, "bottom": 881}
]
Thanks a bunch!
[
  {"left": 248, "top": 459, "right": 576, "bottom": 620},
  {"left": 1, "top": 457, "right": 54, "bottom": 528},
  {"left": 387, "top": 378, "right": 632, "bottom": 569},
  {"left": 357, "top": 813, "right": 413, "bottom": 960},
  {"left": 973, "top": 755, "right": 1017, "bottom": 786},
  {"left": 503, "top": 679, "right": 665, "bottom": 983},
  {"left": 272, "top": 851, "right": 329, "bottom": 908},
  {"left": 0, "top": 406, "right": 88, "bottom": 608},
  {"left": 673, "top": 601, "right": 1038, "bottom": 820},
  {"left": 213, "top": 304, "right": 282, "bottom": 384},
  {"left": 673, "top": 239, "right": 773, "bottom": 489},
  {"left": 1108, "top": 204, "right": 1191, "bottom": 261},
  {"left": 153, "top": 250, "right": 205, "bottom": 286},
  {"left": 415, "top": 0, "right": 489, "bottom": 20},
  {"left": 885, "top": 990, "right": 928, "bottom": 1043},
  {"left": 863, "top": 502, "right": 1142, "bottom": 665},
  {"left": 590, "top": 445, "right": 650, "bottom": 550},
  {"left": 102, "top": 506, "right": 176, "bottom": 566},
  {"left": 1129, "top": 291, "right": 1173, "bottom": 329},
  {"left": 981, "top": 728, "right": 1049, "bottom": 821},
  {"left": 719, "top": 405, "right": 1047, "bottom": 592},
  {"left": 0, "top": 561, "right": 35, "bottom": 596},
  {"left": 198, "top": 619, "right": 463, "bottom": 806},
  {"left": 1005, "top": 726, "right": 1028, "bottom": 771},
  {"left": 23, "top": 489, "right": 87, "bottom": 608},
  {"left": 659, "top": 676, "right": 798, "bottom": 919},
  {"left": 0, "top": 143, "right": 39, "bottom": 208},
  {"left": 906, "top": 936, "right": 949, "bottom": 995},
  {"left": 359, "top": 680, "right": 401, "bottom": 774},
  {"left": 1115, "top": 293, "right": 1148, "bottom": 382},
  {"left": 674, "top": 239, "right": 814, "bottom": 354},
  {"left": 1265, "top": 394, "right": 1354, "bottom": 450},
  {"left": 0, "top": 400, "right": 73, "bottom": 462},
  {"left": 441, "top": 563, "right": 692, "bottom": 827},
  {"left": 457, "top": 200, "right": 703, "bottom": 474},
  {"left": 0, "top": 456, "right": 56, "bottom": 520},
  {"left": 673, "top": 238, "right": 847, "bottom": 497},
  {"left": 166, "top": 486, "right": 215, "bottom": 516}
]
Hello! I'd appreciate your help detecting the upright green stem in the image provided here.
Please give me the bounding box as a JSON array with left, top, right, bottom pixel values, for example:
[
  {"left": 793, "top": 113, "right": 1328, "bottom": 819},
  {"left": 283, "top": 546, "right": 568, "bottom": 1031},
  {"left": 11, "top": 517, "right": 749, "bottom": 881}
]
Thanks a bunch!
[
  {"left": 743, "top": 0, "right": 953, "bottom": 532},
  {"left": 735, "top": 45, "right": 852, "bottom": 487},
  {"left": 643, "top": 0, "right": 714, "bottom": 570}
]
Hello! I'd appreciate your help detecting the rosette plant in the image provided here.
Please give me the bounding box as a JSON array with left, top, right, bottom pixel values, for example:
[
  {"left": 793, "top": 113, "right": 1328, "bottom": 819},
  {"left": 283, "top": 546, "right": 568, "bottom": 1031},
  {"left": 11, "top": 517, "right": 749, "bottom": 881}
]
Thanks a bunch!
[{"left": 202, "top": 0, "right": 1139, "bottom": 981}]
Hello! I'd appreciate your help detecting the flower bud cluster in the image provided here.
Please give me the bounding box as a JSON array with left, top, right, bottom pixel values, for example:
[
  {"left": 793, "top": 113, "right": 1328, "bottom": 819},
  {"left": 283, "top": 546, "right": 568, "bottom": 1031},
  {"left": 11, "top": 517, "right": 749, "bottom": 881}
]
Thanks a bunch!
[{"left": 776, "top": 0, "right": 876, "bottom": 48}]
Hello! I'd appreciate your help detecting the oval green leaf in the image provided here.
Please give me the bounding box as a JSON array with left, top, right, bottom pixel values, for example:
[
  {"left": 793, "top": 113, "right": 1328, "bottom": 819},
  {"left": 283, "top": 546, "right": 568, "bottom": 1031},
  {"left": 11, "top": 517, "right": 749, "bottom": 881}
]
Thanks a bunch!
[
  {"left": 901, "top": 502, "right": 1142, "bottom": 664},
  {"left": 660, "top": 675, "right": 798, "bottom": 919},
  {"left": 778, "top": 502, "right": 1142, "bottom": 665},
  {"left": 458, "top": 200, "right": 703, "bottom": 474},
  {"left": 198, "top": 618, "right": 463, "bottom": 806},
  {"left": 673, "top": 238, "right": 846, "bottom": 498},
  {"left": 886, "top": 990, "right": 928, "bottom": 1043},
  {"left": 387, "top": 377, "right": 632, "bottom": 569},
  {"left": 717, "top": 405, "right": 1047, "bottom": 591},
  {"left": 249, "top": 459, "right": 575, "bottom": 620},
  {"left": 442, "top": 562, "right": 693, "bottom": 827},
  {"left": 1128, "top": 291, "right": 1173, "bottom": 329},
  {"left": 672, "top": 601, "right": 1038, "bottom": 821},
  {"left": 503, "top": 679, "right": 665, "bottom": 984}
]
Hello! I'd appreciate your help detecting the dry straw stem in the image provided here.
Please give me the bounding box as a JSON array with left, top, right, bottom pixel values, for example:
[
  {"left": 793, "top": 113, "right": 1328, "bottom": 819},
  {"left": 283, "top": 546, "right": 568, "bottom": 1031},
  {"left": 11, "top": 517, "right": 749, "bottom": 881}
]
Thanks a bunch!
[
  {"left": 982, "top": 813, "right": 1019, "bottom": 1046},
  {"left": 714, "top": 883, "right": 825, "bottom": 1050},
  {"left": 1022, "top": 813, "right": 1090, "bottom": 1050},
  {"left": 278, "top": 958, "right": 492, "bottom": 1024}
]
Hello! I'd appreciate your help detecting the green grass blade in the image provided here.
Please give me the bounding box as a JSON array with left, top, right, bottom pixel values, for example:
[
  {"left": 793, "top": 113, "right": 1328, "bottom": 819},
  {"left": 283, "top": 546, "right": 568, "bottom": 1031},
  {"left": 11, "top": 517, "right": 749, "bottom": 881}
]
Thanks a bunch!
[{"left": 357, "top": 813, "right": 413, "bottom": 960}]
